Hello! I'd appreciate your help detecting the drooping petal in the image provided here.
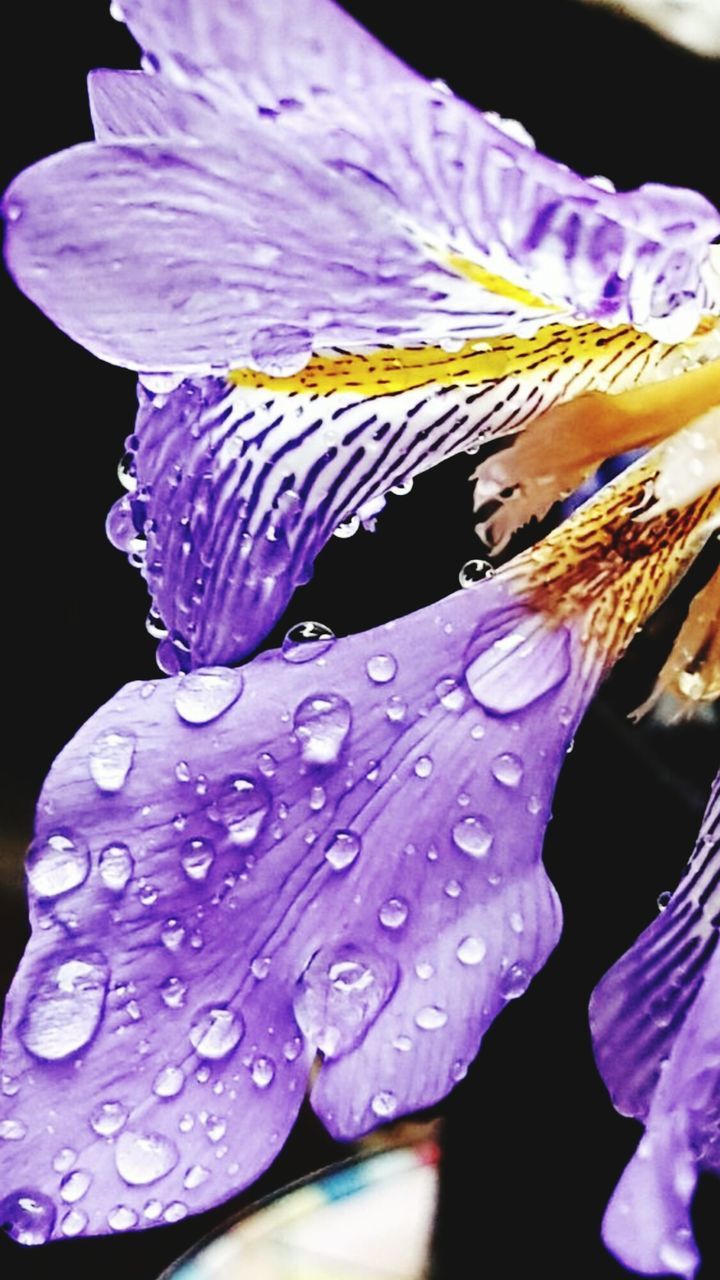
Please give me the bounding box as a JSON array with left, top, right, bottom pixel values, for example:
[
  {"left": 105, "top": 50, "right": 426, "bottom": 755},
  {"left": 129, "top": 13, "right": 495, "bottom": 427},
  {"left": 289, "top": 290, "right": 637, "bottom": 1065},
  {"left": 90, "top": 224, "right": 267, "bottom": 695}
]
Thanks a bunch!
[
  {"left": 114, "top": 321, "right": 699, "bottom": 669},
  {"left": 2, "top": 444, "right": 716, "bottom": 1242},
  {"left": 591, "top": 772, "right": 720, "bottom": 1278},
  {"left": 633, "top": 563, "right": 720, "bottom": 720}
]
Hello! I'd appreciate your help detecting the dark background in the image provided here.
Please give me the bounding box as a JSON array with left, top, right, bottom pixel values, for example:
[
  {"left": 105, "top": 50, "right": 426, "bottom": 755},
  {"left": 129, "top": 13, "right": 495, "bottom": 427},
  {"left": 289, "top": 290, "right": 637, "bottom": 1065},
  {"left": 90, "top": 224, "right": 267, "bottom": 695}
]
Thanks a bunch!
[{"left": 1, "top": 2, "right": 719, "bottom": 1277}]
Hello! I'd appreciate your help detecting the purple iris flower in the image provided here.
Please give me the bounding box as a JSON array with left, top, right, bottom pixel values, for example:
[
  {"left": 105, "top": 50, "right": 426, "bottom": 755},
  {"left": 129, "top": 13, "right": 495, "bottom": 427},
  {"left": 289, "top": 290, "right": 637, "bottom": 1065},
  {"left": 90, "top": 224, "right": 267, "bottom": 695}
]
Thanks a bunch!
[
  {"left": 0, "top": 441, "right": 716, "bottom": 1245},
  {"left": 591, "top": 769, "right": 720, "bottom": 1279},
  {"left": 4, "top": 0, "right": 720, "bottom": 668}
]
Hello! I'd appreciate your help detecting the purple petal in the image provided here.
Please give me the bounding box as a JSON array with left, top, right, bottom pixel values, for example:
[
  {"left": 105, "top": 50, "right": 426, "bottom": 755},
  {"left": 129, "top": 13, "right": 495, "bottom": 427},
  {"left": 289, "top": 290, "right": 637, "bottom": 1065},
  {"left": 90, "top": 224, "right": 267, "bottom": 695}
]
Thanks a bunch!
[
  {"left": 87, "top": 69, "right": 216, "bottom": 142},
  {"left": 114, "top": 325, "right": 685, "bottom": 668},
  {"left": 591, "top": 772, "right": 720, "bottom": 1277},
  {"left": 0, "top": 577, "right": 596, "bottom": 1240}
]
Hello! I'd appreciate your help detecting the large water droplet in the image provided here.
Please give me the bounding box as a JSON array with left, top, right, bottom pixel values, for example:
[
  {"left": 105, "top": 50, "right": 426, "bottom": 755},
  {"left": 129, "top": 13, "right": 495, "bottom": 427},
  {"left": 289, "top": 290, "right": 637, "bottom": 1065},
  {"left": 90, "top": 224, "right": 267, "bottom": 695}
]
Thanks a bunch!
[
  {"left": 174, "top": 668, "right": 243, "bottom": 725},
  {"left": 89, "top": 730, "right": 136, "bottom": 792},
  {"left": 115, "top": 1130, "right": 179, "bottom": 1186},
  {"left": 415, "top": 1005, "right": 448, "bottom": 1030},
  {"left": 0, "top": 1190, "right": 56, "bottom": 1245},
  {"left": 459, "top": 558, "right": 494, "bottom": 587},
  {"left": 465, "top": 614, "right": 571, "bottom": 715},
  {"left": 0, "top": 1119, "right": 27, "bottom": 1141},
  {"left": 378, "top": 898, "right": 409, "bottom": 929},
  {"left": 500, "top": 962, "right": 530, "bottom": 1000},
  {"left": 189, "top": 1006, "right": 244, "bottom": 1060},
  {"left": 456, "top": 936, "right": 487, "bottom": 965},
  {"left": 216, "top": 775, "right": 271, "bottom": 847},
  {"left": 452, "top": 815, "right": 494, "bottom": 859},
  {"left": 59, "top": 1170, "right": 91, "bottom": 1204},
  {"left": 90, "top": 1101, "right": 128, "bottom": 1137},
  {"left": 490, "top": 752, "right": 524, "bottom": 788},
  {"left": 324, "top": 830, "right": 361, "bottom": 871},
  {"left": 366, "top": 654, "right": 397, "bottom": 684},
  {"left": 19, "top": 951, "right": 109, "bottom": 1061},
  {"left": 98, "top": 842, "right": 134, "bottom": 893},
  {"left": 293, "top": 693, "right": 352, "bottom": 765},
  {"left": 26, "top": 831, "right": 90, "bottom": 899},
  {"left": 250, "top": 324, "right": 313, "bottom": 377},
  {"left": 180, "top": 837, "right": 215, "bottom": 882},
  {"left": 293, "top": 944, "right": 398, "bottom": 1057},
  {"left": 281, "top": 621, "right": 336, "bottom": 663},
  {"left": 108, "top": 1204, "right": 138, "bottom": 1231},
  {"left": 60, "top": 1208, "right": 88, "bottom": 1237}
]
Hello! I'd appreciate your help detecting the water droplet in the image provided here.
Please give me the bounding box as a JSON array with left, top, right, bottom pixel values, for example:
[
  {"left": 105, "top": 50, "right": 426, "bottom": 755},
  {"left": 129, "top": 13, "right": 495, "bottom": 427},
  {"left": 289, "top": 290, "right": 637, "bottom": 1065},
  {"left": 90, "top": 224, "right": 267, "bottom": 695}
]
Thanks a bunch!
[
  {"left": 0, "top": 1119, "right": 27, "bottom": 1141},
  {"left": 99, "top": 843, "right": 134, "bottom": 893},
  {"left": 216, "top": 775, "right": 271, "bottom": 848},
  {"left": 161, "top": 918, "right": 186, "bottom": 952},
  {"left": 257, "top": 752, "right": 277, "bottom": 778},
  {"left": 465, "top": 617, "right": 571, "bottom": 715},
  {"left": 657, "top": 890, "right": 672, "bottom": 911},
  {"left": 452, "top": 815, "right": 494, "bottom": 859},
  {"left": 250, "top": 956, "right": 271, "bottom": 980},
  {"left": 371, "top": 1090, "right": 398, "bottom": 1118},
  {"left": 324, "top": 829, "right": 361, "bottom": 871},
  {"left": 414, "top": 755, "right": 433, "bottom": 778},
  {"left": 309, "top": 785, "right": 326, "bottom": 812},
  {"left": 658, "top": 1230, "right": 697, "bottom": 1276},
  {"left": 393, "top": 1034, "right": 413, "bottom": 1052},
  {"left": 19, "top": 950, "right": 109, "bottom": 1061},
  {"left": 415, "top": 961, "right": 434, "bottom": 980},
  {"left": 152, "top": 1066, "right": 185, "bottom": 1099},
  {"left": 180, "top": 837, "right": 215, "bottom": 882},
  {"left": 293, "top": 944, "right": 398, "bottom": 1057},
  {"left": 379, "top": 897, "right": 409, "bottom": 929},
  {"left": 250, "top": 1055, "right": 275, "bottom": 1088},
  {"left": 184, "top": 1164, "right": 211, "bottom": 1190},
  {"left": 26, "top": 831, "right": 90, "bottom": 899},
  {"left": 281, "top": 621, "right": 336, "bottom": 663},
  {"left": 164, "top": 1201, "right": 188, "bottom": 1223},
  {"left": 459, "top": 558, "right": 494, "bottom": 587},
  {"left": 88, "top": 730, "right": 136, "bottom": 792},
  {"left": 138, "top": 882, "right": 158, "bottom": 906},
  {"left": 250, "top": 323, "right": 312, "bottom": 377},
  {"left": 174, "top": 668, "right": 244, "bottom": 725},
  {"left": 415, "top": 1005, "right": 448, "bottom": 1030},
  {"left": 435, "top": 678, "right": 466, "bottom": 712},
  {"left": 59, "top": 1170, "right": 91, "bottom": 1204},
  {"left": 500, "top": 962, "right": 530, "bottom": 1000},
  {"left": 385, "top": 695, "right": 407, "bottom": 723},
  {"left": 52, "top": 1148, "right": 77, "bottom": 1173},
  {"left": 160, "top": 976, "right": 187, "bottom": 1009},
  {"left": 175, "top": 760, "right": 191, "bottom": 783},
  {"left": 366, "top": 654, "right": 397, "bottom": 684},
  {"left": 283, "top": 1036, "right": 303, "bottom": 1062},
  {"left": 509, "top": 911, "right": 524, "bottom": 934},
  {"left": 60, "top": 1208, "right": 87, "bottom": 1237},
  {"left": 293, "top": 693, "right": 352, "bottom": 765},
  {"left": 189, "top": 1006, "right": 244, "bottom": 1060},
  {"left": 90, "top": 1101, "right": 128, "bottom": 1137},
  {"left": 0, "top": 1190, "right": 56, "bottom": 1244},
  {"left": 333, "top": 515, "right": 360, "bottom": 539},
  {"left": 491, "top": 752, "right": 524, "bottom": 788},
  {"left": 108, "top": 1204, "right": 139, "bottom": 1231},
  {"left": 115, "top": 1130, "right": 179, "bottom": 1186},
  {"left": 202, "top": 1114, "right": 226, "bottom": 1143},
  {"left": 444, "top": 878, "right": 463, "bottom": 898},
  {"left": 456, "top": 936, "right": 487, "bottom": 965}
]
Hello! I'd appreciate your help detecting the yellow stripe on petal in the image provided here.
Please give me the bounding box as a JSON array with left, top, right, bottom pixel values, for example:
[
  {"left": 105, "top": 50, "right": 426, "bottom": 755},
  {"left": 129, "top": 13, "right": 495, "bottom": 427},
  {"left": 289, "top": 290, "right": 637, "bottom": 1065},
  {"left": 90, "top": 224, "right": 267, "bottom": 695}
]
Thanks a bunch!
[{"left": 445, "top": 253, "right": 558, "bottom": 311}]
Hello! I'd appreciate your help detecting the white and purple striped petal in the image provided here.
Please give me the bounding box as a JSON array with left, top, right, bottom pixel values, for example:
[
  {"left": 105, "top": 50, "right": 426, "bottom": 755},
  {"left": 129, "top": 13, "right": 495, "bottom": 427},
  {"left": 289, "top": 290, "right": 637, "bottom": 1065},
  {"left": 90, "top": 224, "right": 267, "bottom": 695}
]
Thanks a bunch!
[{"left": 591, "top": 771, "right": 720, "bottom": 1278}]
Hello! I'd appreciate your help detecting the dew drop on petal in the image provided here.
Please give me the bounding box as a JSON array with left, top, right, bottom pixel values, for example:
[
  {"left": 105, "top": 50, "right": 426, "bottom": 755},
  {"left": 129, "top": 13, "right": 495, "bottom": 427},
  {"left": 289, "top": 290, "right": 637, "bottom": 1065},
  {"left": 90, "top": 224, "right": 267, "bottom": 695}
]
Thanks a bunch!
[
  {"left": 293, "top": 693, "right": 352, "bottom": 765},
  {"left": 250, "top": 956, "right": 271, "bottom": 980},
  {"left": 385, "top": 695, "right": 407, "bottom": 723},
  {"left": 183, "top": 1165, "right": 211, "bottom": 1190},
  {"left": 366, "top": 654, "right": 397, "bottom": 684},
  {"left": 88, "top": 730, "right": 136, "bottom": 792},
  {"left": 293, "top": 945, "right": 398, "bottom": 1057},
  {"left": 281, "top": 622, "right": 336, "bottom": 663},
  {"left": 189, "top": 1006, "right": 244, "bottom": 1060},
  {"left": 491, "top": 752, "right": 524, "bottom": 788},
  {"left": 333, "top": 515, "right": 360, "bottom": 539},
  {"left": 161, "top": 918, "right": 186, "bottom": 952},
  {"left": 107, "top": 1205, "right": 139, "bottom": 1231},
  {"left": 393, "top": 1034, "right": 413, "bottom": 1052},
  {"left": 19, "top": 951, "right": 110, "bottom": 1061},
  {"left": 60, "top": 1209, "right": 88, "bottom": 1237},
  {"left": 0, "top": 1119, "right": 27, "bottom": 1141},
  {"left": 250, "top": 1055, "right": 275, "bottom": 1089},
  {"left": 160, "top": 976, "right": 187, "bottom": 1009},
  {"left": 174, "top": 668, "right": 244, "bottom": 725},
  {"left": 309, "top": 785, "right": 326, "bottom": 812},
  {"left": 26, "top": 831, "right": 90, "bottom": 899},
  {"left": 216, "top": 775, "right": 271, "bottom": 847},
  {"left": 465, "top": 620, "right": 571, "bottom": 715},
  {"left": 371, "top": 1090, "right": 398, "bottom": 1118},
  {"left": 59, "top": 1170, "right": 92, "bottom": 1204},
  {"left": 459, "top": 558, "right": 494, "bottom": 587},
  {"left": 444, "top": 879, "right": 463, "bottom": 898},
  {"left": 0, "top": 1190, "right": 56, "bottom": 1245},
  {"left": 90, "top": 1101, "right": 128, "bottom": 1137},
  {"left": 250, "top": 323, "right": 312, "bottom": 377},
  {"left": 52, "top": 1148, "right": 77, "bottom": 1174},
  {"left": 414, "top": 756, "right": 433, "bottom": 778},
  {"left": 98, "top": 843, "right": 134, "bottom": 893},
  {"left": 324, "top": 830, "right": 361, "bottom": 871},
  {"left": 435, "top": 677, "right": 466, "bottom": 712},
  {"left": 456, "top": 936, "right": 487, "bottom": 965},
  {"left": 378, "top": 898, "right": 409, "bottom": 929},
  {"left": 500, "top": 962, "right": 530, "bottom": 1000},
  {"left": 415, "top": 1005, "right": 448, "bottom": 1031},
  {"left": 115, "top": 1130, "right": 179, "bottom": 1187},
  {"left": 180, "top": 837, "right": 215, "bottom": 882},
  {"left": 452, "top": 815, "right": 494, "bottom": 858},
  {"left": 657, "top": 890, "right": 672, "bottom": 911},
  {"left": 152, "top": 1066, "right": 185, "bottom": 1099}
]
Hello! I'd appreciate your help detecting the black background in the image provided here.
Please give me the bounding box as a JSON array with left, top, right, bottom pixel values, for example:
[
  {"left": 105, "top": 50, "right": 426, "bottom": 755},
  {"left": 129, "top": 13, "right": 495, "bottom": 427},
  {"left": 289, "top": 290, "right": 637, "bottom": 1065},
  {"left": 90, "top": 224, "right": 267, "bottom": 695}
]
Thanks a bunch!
[{"left": 1, "top": 2, "right": 719, "bottom": 1278}]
